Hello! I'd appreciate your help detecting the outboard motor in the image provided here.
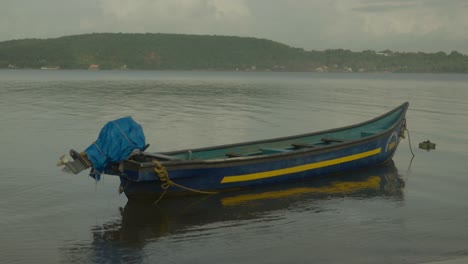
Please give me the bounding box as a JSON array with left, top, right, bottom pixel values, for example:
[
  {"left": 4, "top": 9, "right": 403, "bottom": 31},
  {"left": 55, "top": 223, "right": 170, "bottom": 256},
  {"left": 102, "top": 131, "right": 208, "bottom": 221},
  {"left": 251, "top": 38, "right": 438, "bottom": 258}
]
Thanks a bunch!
[
  {"left": 57, "top": 116, "right": 147, "bottom": 180},
  {"left": 57, "top": 149, "right": 92, "bottom": 174}
]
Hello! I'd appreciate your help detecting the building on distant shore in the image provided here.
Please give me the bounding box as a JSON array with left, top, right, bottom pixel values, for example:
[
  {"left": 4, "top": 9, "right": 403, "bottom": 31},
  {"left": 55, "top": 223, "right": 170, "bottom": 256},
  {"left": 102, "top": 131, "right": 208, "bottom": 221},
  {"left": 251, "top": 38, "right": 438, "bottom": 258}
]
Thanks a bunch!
[
  {"left": 40, "top": 66, "right": 60, "bottom": 70},
  {"left": 88, "top": 64, "right": 99, "bottom": 70}
]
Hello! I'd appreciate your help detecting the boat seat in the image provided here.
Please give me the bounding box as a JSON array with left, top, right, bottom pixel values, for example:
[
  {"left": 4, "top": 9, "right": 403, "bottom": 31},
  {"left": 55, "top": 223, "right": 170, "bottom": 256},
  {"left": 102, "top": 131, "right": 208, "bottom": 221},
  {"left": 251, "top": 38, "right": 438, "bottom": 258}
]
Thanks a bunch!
[
  {"left": 260, "top": 147, "right": 288, "bottom": 155},
  {"left": 321, "top": 137, "right": 345, "bottom": 144},
  {"left": 291, "top": 143, "right": 315, "bottom": 149},
  {"left": 226, "top": 150, "right": 264, "bottom": 158},
  {"left": 143, "top": 152, "right": 181, "bottom": 161},
  {"left": 226, "top": 153, "right": 243, "bottom": 158}
]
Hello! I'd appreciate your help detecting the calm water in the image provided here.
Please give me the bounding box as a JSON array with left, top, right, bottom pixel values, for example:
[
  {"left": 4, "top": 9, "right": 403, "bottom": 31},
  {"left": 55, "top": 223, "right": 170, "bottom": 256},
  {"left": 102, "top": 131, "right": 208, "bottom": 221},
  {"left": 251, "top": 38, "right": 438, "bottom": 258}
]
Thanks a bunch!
[{"left": 1, "top": 70, "right": 468, "bottom": 263}]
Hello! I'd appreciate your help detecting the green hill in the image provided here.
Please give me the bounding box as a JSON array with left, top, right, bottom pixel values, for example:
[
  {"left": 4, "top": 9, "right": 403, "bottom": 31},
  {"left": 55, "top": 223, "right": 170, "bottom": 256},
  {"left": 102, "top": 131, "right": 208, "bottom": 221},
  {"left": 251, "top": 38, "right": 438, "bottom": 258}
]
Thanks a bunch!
[{"left": 1, "top": 33, "right": 467, "bottom": 73}]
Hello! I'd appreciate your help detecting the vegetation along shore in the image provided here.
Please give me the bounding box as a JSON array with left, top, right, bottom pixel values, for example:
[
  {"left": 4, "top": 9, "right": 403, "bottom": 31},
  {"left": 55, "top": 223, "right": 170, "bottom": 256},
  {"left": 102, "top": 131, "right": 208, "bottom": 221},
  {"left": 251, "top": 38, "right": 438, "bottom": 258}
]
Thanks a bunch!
[{"left": 1, "top": 33, "right": 467, "bottom": 73}]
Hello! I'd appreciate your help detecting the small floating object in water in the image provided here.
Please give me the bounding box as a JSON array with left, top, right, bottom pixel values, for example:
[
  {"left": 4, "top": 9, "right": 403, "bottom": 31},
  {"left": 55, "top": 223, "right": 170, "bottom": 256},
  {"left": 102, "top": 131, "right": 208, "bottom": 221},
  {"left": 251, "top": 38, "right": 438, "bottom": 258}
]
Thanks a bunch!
[{"left": 419, "top": 140, "right": 436, "bottom": 150}]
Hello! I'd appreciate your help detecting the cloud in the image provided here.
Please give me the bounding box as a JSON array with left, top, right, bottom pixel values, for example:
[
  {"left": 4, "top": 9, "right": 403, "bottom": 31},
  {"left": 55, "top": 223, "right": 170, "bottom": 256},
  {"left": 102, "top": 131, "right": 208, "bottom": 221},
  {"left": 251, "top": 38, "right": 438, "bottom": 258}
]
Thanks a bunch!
[
  {"left": 0, "top": 0, "right": 101, "bottom": 40},
  {"left": 328, "top": 0, "right": 468, "bottom": 52},
  {"left": 80, "top": 0, "right": 252, "bottom": 36},
  {"left": 352, "top": 4, "right": 416, "bottom": 13},
  {"left": 0, "top": 0, "right": 467, "bottom": 54}
]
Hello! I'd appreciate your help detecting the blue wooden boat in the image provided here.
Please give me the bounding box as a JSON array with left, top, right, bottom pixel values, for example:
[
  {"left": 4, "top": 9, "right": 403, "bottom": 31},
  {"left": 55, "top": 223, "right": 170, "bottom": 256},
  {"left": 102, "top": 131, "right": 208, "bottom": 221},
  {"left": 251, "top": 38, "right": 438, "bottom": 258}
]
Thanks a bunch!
[{"left": 57, "top": 102, "right": 409, "bottom": 200}]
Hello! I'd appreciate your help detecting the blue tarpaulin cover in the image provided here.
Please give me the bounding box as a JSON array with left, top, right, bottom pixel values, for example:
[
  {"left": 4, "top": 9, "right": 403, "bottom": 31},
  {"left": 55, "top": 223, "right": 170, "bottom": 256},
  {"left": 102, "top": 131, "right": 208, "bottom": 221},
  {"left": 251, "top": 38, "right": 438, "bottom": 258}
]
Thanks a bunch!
[{"left": 85, "top": 117, "right": 146, "bottom": 180}]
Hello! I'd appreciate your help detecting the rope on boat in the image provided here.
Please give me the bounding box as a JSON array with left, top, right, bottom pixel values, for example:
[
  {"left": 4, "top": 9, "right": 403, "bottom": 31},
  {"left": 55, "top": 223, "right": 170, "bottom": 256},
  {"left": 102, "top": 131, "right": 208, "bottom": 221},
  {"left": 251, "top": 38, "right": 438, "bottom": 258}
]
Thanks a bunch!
[{"left": 152, "top": 160, "right": 218, "bottom": 204}]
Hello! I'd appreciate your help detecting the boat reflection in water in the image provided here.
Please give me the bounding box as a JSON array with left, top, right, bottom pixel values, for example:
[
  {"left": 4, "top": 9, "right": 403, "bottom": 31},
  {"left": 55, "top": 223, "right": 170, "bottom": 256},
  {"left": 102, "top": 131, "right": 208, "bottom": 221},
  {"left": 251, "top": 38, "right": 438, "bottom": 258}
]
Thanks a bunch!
[{"left": 90, "top": 161, "right": 403, "bottom": 249}]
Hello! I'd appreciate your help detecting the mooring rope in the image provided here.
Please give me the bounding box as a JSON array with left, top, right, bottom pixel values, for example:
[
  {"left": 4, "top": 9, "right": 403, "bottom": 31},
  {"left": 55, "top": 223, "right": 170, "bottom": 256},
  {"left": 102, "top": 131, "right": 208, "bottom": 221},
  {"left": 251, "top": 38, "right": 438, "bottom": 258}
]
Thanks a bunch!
[
  {"left": 405, "top": 127, "right": 416, "bottom": 158},
  {"left": 152, "top": 160, "right": 218, "bottom": 204},
  {"left": 400, "top": 119, "right": 415, "bottom": 158},
  {"left": 401, "top": 120, "right": 415, "bottom": 173}
]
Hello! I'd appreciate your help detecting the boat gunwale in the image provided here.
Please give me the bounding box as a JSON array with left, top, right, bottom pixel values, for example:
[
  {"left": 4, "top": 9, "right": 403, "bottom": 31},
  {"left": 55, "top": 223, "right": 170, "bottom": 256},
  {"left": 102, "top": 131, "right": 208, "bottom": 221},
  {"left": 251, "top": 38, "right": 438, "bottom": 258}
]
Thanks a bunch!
[{"left": 132, "top": 102, "right": 409, "bottom": 169}]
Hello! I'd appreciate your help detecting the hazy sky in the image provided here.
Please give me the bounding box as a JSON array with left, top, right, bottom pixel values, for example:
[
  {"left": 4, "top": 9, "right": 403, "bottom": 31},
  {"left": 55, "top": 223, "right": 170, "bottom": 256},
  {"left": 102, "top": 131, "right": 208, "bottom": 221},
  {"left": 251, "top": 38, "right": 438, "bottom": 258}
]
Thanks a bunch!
[{"left": 1, "top": 0, "right": 467, "bottom": 54}]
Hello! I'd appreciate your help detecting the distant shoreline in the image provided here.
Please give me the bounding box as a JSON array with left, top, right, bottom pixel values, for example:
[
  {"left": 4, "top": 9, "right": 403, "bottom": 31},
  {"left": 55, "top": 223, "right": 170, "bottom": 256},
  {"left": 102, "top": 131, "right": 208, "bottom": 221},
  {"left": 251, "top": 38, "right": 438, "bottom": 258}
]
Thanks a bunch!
[
  {"left": 2, "top": 68, "right": 468, "bottom": 76},
  {"left": 1, "top": 33, "right": 467, "bottom": 73}
]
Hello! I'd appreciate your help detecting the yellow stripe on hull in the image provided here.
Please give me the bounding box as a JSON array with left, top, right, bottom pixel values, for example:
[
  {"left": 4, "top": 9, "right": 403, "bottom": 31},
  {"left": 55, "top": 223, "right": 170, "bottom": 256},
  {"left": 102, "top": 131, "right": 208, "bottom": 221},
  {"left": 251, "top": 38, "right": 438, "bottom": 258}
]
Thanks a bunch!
[{"left": 221, "top": 148, "right": 381, "bottom": 183}]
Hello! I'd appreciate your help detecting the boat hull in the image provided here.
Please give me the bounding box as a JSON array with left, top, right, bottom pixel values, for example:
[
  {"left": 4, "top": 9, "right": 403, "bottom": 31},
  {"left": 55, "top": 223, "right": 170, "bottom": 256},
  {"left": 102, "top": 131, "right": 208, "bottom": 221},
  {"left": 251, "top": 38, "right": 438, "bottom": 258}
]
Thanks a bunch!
[{"left": 120, "top": 118, "right": 405, "bottom": 200}]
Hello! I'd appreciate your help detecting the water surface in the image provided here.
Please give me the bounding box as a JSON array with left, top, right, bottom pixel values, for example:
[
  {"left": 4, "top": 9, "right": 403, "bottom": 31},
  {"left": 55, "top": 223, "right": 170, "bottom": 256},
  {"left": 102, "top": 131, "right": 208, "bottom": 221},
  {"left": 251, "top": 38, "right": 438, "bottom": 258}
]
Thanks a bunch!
[{"left": 1, "top": 70, "right": 468, "bottom": 263}]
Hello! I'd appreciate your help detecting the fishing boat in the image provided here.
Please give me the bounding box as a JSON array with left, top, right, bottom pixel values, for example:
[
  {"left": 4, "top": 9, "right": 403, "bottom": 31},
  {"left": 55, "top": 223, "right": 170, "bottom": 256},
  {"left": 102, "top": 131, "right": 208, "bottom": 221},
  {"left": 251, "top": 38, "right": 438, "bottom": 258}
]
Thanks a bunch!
[{"left": 57, "top": 102, "right": 409, "bottom": 200}]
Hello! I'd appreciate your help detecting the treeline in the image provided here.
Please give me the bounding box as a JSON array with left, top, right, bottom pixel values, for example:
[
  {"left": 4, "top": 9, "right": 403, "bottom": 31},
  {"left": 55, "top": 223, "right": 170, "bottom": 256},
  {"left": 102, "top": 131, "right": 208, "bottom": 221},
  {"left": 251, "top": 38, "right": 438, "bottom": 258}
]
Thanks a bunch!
[{"left": 0, "top": 33, "right": 467, "bottom": 73}]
